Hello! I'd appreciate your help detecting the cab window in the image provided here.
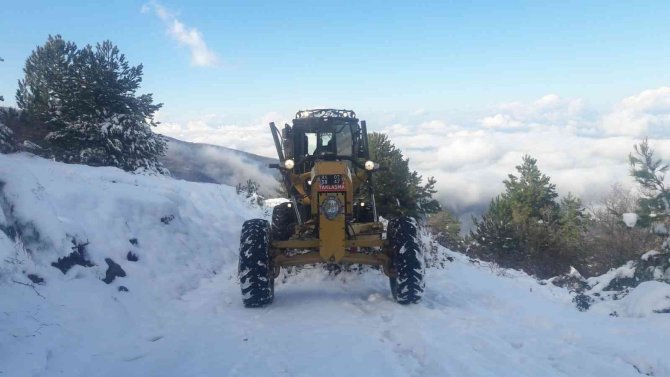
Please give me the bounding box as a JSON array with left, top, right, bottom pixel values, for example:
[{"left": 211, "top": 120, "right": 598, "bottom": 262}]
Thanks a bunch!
[
  {"left": 305, "top": 133, "right": 317, "bottom": 155},
  {"left": 335, "top": 126, "right": 353, "bottom": 156}
]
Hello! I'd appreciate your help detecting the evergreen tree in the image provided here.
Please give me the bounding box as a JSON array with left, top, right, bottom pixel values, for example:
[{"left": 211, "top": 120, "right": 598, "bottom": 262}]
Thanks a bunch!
[
  {"left": 0, "top": 108, "right": 16, "bottom": 154},
  {"left": 558, "top": 193, "right": 588, "bottom": 249},
  {"left": 16, "top": 36, "right": 166, "bottom": 172},
  {"left": 470, "top": 196, "right": 521, "bottom": 266},
  {"left": 555, "top": 193, "right": 589, "bottom": 270},
  {"left": 427, "top": 208, "right": 463, "bottom": 251},
  {"left": 0, "top": 56, "right": 4, "bottom": 102},
  {"left": 471, "top": 155, "right": 578, "bottom": 277},
  {"left": 368, "top": 132, "right": 440, "bottom": 218},
  {"left": 416, "top": 176, "right": 442, "bottom": 214},
  {"left": 503, "top": 155, "right": 559, "bottom": 222},
  {"left": 629, "top": 138, "right": 669, "bottom": 232},
  {"left": 0, "top": 56, "right": 15, "bottom": 153},
  {"left": 16, "top": 35, "right": 78, "bottom": 125},
  {"left": 0, "top": 111, "right": 16, "bottom": 154}
]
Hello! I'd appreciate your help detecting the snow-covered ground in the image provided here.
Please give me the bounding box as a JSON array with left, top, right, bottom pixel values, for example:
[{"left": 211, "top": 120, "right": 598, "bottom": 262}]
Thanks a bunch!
[{"left": 1, "top": 153, "right": 670, "bottom": 377}]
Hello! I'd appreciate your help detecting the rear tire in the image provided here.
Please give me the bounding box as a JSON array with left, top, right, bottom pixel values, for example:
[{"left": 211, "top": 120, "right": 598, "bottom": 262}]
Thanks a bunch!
[
  {"left": 388, "top": 216, "right": 425, "bottom": 304},
  {"left": 239, "top": 219, "right": 274, "bottom": 307},
  {"left": 271, "top": 202, "right": 297, "bottom": 241}
]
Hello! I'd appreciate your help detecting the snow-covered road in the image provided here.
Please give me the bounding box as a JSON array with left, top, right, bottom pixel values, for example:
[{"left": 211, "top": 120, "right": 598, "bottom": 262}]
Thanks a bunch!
[{"left": 1, "top": 154, "right": 669, "bottom": 377}]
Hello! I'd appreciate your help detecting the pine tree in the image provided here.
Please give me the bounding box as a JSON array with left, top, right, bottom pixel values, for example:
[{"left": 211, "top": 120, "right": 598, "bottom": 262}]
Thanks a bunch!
[
  {"left": 629, "top": 139, "right": 669, "bottom": 250},
  {"left": 503, "top": 155, "right": 559, "bottom": 222},
  {"left": 16, "top": 36, "right": 166, "bottom": 172},
  {"left": 0, "top": 56, "right": 15, "bottom": 153},
  {"left": 368, "top": 132, "right": 440, "bottom": 218},
  {"left": 629, "top": 138, "right": 669, "bottom": 231},
  {"left": 470, "top": 195, "right": 521, "bottom": 266},
  {"left": 556, "top": 193, "right": 589, "bottom": 269},
  {"left": 417, "top": 176, "right": 442, "bottom": 214},
  {"left": 471, "top": 155, "right": 577, "bottom": 277},
  {"left": 0, "top": 56, "right": 4, "bottom": 102},
  {"left": 559, "top": 193, "right": 588, "bottom": 247},
  {"left": 16, "top": 35, "right": 78, "bottom": 126},
  {"left": 0, "top": 111, "right": 15, "bottom": 154}
]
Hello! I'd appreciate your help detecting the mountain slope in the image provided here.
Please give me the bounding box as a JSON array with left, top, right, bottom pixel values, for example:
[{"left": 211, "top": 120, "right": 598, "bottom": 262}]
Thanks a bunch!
[
  {"left": 1, "top": 153, "right": 669, "bottom": 377},
  {"left": 160, "top": 136, "right": 278, "bottom": 194}
]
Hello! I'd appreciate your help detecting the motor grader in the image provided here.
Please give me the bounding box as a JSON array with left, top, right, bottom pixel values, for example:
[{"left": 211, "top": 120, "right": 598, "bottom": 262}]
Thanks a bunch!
[{"left": 238, "top": 109, "right": 424, "bottom": 307}]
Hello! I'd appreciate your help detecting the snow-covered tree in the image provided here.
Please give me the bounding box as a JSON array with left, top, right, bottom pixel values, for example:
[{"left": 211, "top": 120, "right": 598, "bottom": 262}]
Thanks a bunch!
[
  {"left": 0, "top": 56, "right": 16, "bottom": 154},
  {"left": 16, "top": 36, "right": 166, "bottom": 172},
  {"left": 0, "top": 114, "right": 15, "bottom": 154},
  {"left": 0, "top": 56, "right": 4, "bottom": 102},
  {"left": 630, "top": 138, "right": 669, "bottom": 250},
  {"left": 16, "top": 35, "right": 78, "bottom": 126}
]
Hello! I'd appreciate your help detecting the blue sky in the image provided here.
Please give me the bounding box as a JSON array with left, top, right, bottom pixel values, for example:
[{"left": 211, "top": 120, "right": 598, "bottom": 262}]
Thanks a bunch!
[
  {"left": 2, "top": 1, "right": 670, "bottom": 118},
  {"left": 1, "top": 1, "right": 670, "bottom": 213}
]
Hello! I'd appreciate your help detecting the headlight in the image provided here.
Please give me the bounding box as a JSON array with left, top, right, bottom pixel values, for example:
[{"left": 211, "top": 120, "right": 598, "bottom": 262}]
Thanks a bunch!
[
  {"left": 321, "top": 196, "right": 342, "bottom": 220},
  {"left": 364, "top": 160, "right": 377, "bottom": 171},
  {"left": 284, "top": 159, "right": 295, "bottom": 169}
]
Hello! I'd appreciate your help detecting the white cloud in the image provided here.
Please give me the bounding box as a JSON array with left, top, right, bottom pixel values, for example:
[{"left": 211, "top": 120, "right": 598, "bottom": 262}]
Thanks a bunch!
[
  {"left": 481, "top": 94, "right": 593, "bottom": 131},
  {"left": 154, "top": 88, "right": 670, "bottom": 223},
  {"left": 601, "top": 87, "right": 670, "bottom": 137},
  {"left": 481, "top": 113, "right": 521, "bottom": 129},
  {"left": 155, "top": 112, "right": 282, "bottom": 158},
  {"left": 142, "top": 2, "right": 219, "bottom": 67},
  {"left": 380, "top": 89, "right": 670, "bottom": 215}
]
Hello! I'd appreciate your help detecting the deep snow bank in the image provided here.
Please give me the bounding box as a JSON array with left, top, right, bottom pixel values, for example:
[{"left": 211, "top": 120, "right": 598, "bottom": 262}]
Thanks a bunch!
[
  {"left": 1, "top": 153, "right": 670, "bottom": 377},
  {"left": 0, "top": 153, "right": 265, "bottom": 289}
]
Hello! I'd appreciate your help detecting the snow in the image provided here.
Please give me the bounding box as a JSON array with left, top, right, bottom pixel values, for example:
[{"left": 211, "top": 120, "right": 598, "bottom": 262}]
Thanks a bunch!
[
  {"left": 2, "top": 153, "right": 670, "bottom": 377},
  {"left": 614, "top": 281, "right": 670, "bottom": 317},
  {"left": 641, "top": 249, "right": 661, "bottom": 261},
  {"left": 623, "top": 212, "right": 639, "bottom": 228},
  {"left": 567, "top": 266, "right": 584, "bottom": 279},
  {"left": 585, "top": 261, "right": 637, "bottom": 294}
]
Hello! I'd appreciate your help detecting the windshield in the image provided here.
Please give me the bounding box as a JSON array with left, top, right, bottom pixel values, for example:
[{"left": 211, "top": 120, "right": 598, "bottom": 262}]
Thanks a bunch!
[{"left": 304, "top": 124, "right": 353, "bottom": 157}]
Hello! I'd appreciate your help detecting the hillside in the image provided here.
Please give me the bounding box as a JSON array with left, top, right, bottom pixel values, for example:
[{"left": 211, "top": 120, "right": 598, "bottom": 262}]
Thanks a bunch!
[
  {"left": 1, "top": 154, "right": 669, "bottom": 377},
  {"left": 160, "top": 136, "right": 278, "bottom": 194},
  {"left": 0, "top": 112, "right": 279, "bottom": 195}
]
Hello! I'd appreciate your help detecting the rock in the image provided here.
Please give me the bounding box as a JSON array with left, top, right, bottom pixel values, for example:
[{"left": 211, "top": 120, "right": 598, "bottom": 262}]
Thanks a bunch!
[
  {"left": 160, "top": 215, "right": 175, "bottom": 224},
  {"left": 27, "top": 273, "right": 44, "bottom": 285},
  {"left": 127, "top": 251, "right": 139, "bottom": 262},
  {"left": 118, "top": 286, "right": 129, "bottom": 292},
  {"left": 550, "top": 267, "right": 589, "bottom": 292},
  {"left": 51, "top": 241, "right": 94, "bottom": 274},
  {"left": 102, "top": 258, "right": 126, "bottom": 284}
]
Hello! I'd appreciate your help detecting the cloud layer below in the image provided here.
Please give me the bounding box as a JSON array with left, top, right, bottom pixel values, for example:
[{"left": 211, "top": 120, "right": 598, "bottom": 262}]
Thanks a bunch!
[{"left": 155, "top": 87, "right": 670, "bottom": 218}]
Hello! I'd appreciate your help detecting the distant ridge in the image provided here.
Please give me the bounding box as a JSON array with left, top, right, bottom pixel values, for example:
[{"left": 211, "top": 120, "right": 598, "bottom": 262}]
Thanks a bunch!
[{"left": 160, "top": 136, "right": 279, "bottom": 194}]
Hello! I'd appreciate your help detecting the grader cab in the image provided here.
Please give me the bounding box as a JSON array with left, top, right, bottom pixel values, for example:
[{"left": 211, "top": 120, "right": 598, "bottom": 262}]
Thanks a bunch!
[{"left": 238, "top": 109, "right": 424, "bottom": 307}]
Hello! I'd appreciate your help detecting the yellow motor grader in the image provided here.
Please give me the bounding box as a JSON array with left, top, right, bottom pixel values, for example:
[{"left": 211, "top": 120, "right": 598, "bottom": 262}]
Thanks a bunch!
[{"left": 238, "top": 109, "right": 424, "bottom": 307}]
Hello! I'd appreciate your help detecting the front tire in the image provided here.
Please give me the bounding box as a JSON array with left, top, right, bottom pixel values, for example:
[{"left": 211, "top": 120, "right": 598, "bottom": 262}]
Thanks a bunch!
[
  {"left": 271, "top": 202, "right": 297, "bottom": 241},
  {"left": 239, "top": 219, "right": 274, "bottom": 307},
  {"left": 388, "top": 216, "right": 425, "bottom": 304}
]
